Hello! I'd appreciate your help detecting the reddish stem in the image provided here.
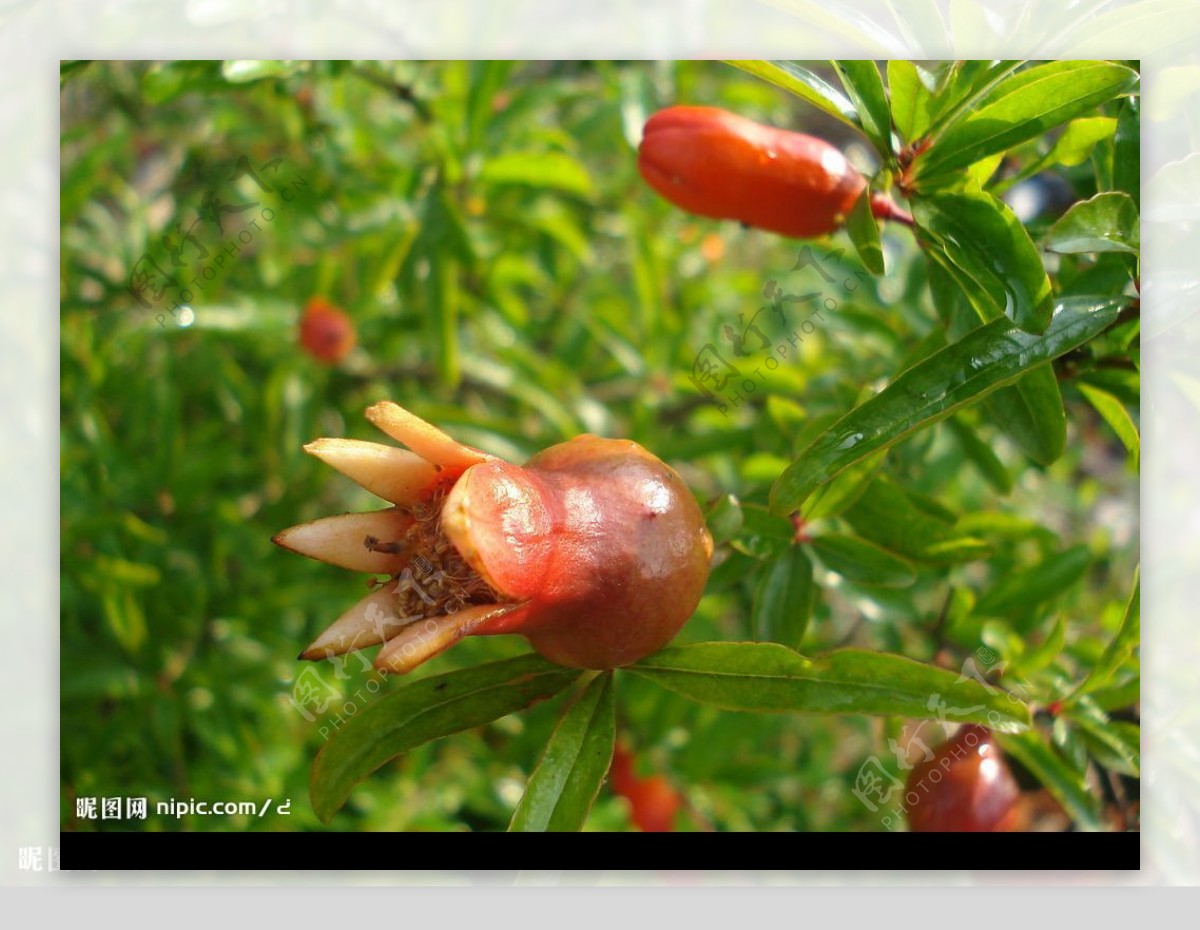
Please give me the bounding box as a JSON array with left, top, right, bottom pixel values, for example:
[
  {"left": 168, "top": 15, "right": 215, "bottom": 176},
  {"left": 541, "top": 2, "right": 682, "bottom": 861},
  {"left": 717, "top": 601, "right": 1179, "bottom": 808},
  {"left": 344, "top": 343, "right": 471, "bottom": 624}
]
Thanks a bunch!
[{"left": 870, "top": 192, "right": 914, "bottom": 228}]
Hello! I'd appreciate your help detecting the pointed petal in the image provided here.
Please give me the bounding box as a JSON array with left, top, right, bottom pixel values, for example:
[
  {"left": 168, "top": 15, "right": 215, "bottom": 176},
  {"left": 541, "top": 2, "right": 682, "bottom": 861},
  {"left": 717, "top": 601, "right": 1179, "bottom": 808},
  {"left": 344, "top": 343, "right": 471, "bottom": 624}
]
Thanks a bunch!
[
  {"left": 373, "top": 602, "right": 517, "bottom": 674},
  {"left": 365, "top": 401, "right": 493, "bottom": 472},
  {"left": 272, "top": 509, "right": 414, "bottom": 573},
  {"left": 300, "top": 586, "right": 418, "bottom": 659},
  {"left": 304, "top": 438, "right": 443, "bottom": 506}
]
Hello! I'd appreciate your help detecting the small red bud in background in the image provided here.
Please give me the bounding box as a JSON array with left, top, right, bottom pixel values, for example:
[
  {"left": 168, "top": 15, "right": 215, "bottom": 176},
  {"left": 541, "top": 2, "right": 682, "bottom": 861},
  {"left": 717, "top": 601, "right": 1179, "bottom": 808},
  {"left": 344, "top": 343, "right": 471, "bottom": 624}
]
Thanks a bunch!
[
  {"left": 299, "top": 297, "right": 356, "bottom": 364},
  {"left": 610, "top": 742, "right": 683, "bottom": 832}
]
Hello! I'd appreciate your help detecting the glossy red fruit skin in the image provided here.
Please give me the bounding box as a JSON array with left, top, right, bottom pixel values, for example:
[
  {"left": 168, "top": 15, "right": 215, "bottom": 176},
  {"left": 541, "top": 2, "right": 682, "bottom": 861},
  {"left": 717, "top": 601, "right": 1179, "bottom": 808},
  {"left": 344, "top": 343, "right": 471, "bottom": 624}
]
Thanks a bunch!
[
  {"left": 299, "top": 297, "right": 356, "bottom": 364},
  {"left": 447, "top": 435, "right": 714, "bottom": 669},
  {"left": 903, "top": 725, "right": 1022, "bottom": 832},
  {"left": 638, "top": 106, "right": 866, "bottom": 238}
]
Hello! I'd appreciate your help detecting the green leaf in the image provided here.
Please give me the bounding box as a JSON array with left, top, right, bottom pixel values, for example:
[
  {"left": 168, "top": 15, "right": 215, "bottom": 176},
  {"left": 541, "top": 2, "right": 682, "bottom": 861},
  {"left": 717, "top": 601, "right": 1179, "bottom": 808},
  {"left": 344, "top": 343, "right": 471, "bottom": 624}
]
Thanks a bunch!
[
  {"left": 842, "top": 477, "right": 990, "bottom": 565},
  {"left": 731, "top": 504, "right": 795, "bottom": 559},
  {"left": 629, "top": 643, "right": 1030, "bottom": 730},
  {"left": 887, "top": 59, "right": 937, "bottom": 142},
  {"left": 913, "top": 190, "right": 1054, "bottom": 334},
  {"left": 1077, "top": 382, "right": 1140, "bottom": 464},
  {"left": 769, "top": 296, "right": 1123, "bottom": 513},
  {"left": 1114, "top": 96, "right": 1140, "bottom": 205},
  {"left": 921, "top": 60, "right": 1024, "bottom": 138},
  {"left": 1045, "top": 117, "right": 1119, "bottom": 169},
  {"left": 706, "top": 494, "right": 745, "bottom": 547},
  {"left": 974, "top": 545, "right": 1092, "bottom": 621},
  {"left": 915, "top": 61, "right": 1139, "bottom": 182},
  {"left": 311, "top": 654, "right": 581, "bottom": 823},
  {"left": 752, "top": 546, "right": 816, "bottom": 648},
  {"left": 1046, "top": 192, "right": 1140, "bottom": 254},
  {"left": 1016, "top": 616, "right": 1067, "bottom": 675},
  {"left": 809, "top": 533, "right": 916, "bottom": 587},
  {"left": 509, "top": 673, "right": 615, "bottom": 832},
  {"left": 1070, "top": 709, "right": 1140, "bottom": 778},
  {"left": 982, "top": 366, "right": 1067, "bottom": 466},
  {"left": 1070, "top": 568, "right": 1140, "bottom": 700},
  {"left": 946, "top": 416, "right": 1013, "bottom": 494},
  {"left": 997, "top": 731, "right": 1103, "bottom": 830},
  {"left": 724, "top": 60, "right": 859, "bottom": 130},
  {"left": 221, "top": 60, "right": 301, "bottom": 83},
  {"left": 800, "top": 450, "right": 886, "bottom": 523},
  {"left": 832, "top": 60, "right": 895, "bottom": 164},
  {"left": 480, "top": 151, "right": 596, "bottom": 199},
  {"left": 844, "top": 187, "right": 885, "bottom": 275}
]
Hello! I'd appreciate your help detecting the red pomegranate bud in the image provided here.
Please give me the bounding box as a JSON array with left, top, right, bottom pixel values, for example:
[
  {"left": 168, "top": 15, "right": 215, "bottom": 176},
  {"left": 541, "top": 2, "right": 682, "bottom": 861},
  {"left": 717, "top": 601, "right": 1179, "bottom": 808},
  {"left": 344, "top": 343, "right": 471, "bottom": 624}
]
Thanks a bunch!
[
  {"left": 903, "top": 725, "right": 1022, "bottom": 832},
  {"left": 299, "top": 297, "right": 356, "bottom": 364},
  {"left": 610, "top": 743, "right": 682, "bottom": 832},
  {"left": 274, "top": 402, "right": 714, "bottom": 673},
  {"left": 638, "top": 105, "right": 867, "bottom": 238}
]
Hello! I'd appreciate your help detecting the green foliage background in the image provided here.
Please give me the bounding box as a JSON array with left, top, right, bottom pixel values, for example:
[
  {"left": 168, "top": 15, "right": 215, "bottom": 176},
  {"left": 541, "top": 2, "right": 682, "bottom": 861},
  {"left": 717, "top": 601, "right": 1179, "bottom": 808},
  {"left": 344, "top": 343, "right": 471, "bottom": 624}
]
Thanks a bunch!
[{"left": 60, "top": 60, "right": 1139, "bottom": 832}]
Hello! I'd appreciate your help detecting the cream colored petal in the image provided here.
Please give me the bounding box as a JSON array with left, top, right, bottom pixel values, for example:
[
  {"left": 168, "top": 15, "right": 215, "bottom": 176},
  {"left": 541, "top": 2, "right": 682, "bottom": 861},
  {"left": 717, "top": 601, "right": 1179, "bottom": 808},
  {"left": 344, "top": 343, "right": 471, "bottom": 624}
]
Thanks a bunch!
[
  {"left": 304, "top": 438, "right": 443, "bottom": 505},
  {"left": 300, "top": 586, "right": 419, "bottom": 660},
  {"left": 365, "top": 401, "right": 492, "bottom": 472},
  {"left": 272, "top": 509, "right": 413, "bottom": 574},
  {"left": 373, "top": 602, "right": 515, "bottom": 674}
]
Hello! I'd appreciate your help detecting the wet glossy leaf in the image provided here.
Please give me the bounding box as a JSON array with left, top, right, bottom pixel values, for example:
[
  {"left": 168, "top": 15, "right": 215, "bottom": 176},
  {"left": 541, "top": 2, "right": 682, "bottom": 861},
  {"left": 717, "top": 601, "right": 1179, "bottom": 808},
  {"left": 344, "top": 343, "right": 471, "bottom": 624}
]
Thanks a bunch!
[
  {"left": 724, "top": 60, "right": 859, "bottom": 130},
  {"left": 809, "top": 533, "right": 916, "bottom": 587},
  {"left": 509, "top": 672, "right": 615, "bottom": 832},
  {"left": 1114, "top": 96, "right": 1140, "bottom": 205},
  {"left": 1046, "top": 192, "right": 1140, "bottom": 254},
  {"left": 311, "top": 654, "right": 581, "bottom": 823},
  {"left": 770, "top": 296, "right": 1123, "bottom": 513},
  {"left": 833, "top": 60, "right": 895, "bottom": 164},
  {"left": 630, "top": 643, "right": 1030, "bottom": 729},
  {"left": 913, "top": 190, "right": 1054, "bottom": 334},
  {"left": 915, "top": 61, "right": 1138, "bottom": 182},
  {"left": 752, "top": 545, "right": 816, "bottom": 648}
]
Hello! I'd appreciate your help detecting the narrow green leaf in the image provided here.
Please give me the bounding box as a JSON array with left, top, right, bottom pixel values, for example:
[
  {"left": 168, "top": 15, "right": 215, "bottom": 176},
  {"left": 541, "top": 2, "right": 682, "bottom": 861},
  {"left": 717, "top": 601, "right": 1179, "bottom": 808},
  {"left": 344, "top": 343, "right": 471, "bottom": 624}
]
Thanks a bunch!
[
  {"left": 1077, "top": 382, "right": 1140, "bottom": 464},
  {"left": 1114, "top": 96, "right": 1140, "bottom": 206},
  {"left": 1070, "top": 568, "right": 1140, "bottom": 700},
  {"left": 310, "top": 654, "right": 581, "bottom": 823},
  {"left": 731, "top": 505, "right": 795, "bottom": 560},
  {"left": 915, "top": 61, "right": 1138, "bottom": 181},
  {"left": 1016, "top": 616, "right": 1067, "bottom": 675},
  {"left": 982, "top": 366, "right": 1067, "bottom": 466},
  {"left": 913, "top": 190, "right": 1054, "bottom": 334},
  {"left": 844, "top": 187, "right": 885, "bottom": 275},
  {"left": 997, "top": 731, "right": 1103, "bottom": 830},
  {"left": 886, "top": 59, "right": 936, "bottom": 142},
  {"left": 480, "top": 151, "right": 596, "bottom": 199},
  {"left": 769, "top": 296, "right": 1123, "bottom": 513},
  {"left": 629, "top": 643, "right": 1030, "bottom": 730},
  {"left": 1070, "top": 710, "right": 1140, "bottom": 778},
  {"left": 809, "top": 533, "right": 916, "bottom": 587},
  {"left": 833, "top": 60, "right": 895, "bottom": 164},
  {"left": 724, "top": 60, "right": 859, "bottom": 130},
  {"left": 843, "top": 478, "right": 990, "bottom": 565},
  {"left": 1046, "top": 192, "right": 1140, "bottom": 254},
  {"left": 509, "top": 673, "right": 615, "bottom": 832},
  {"left": 1045, "top": 117, "right": 1119, "bottom": 169},
  {"left": 946, "top": 416, "right": 1013, "bottom": 494},
  {"left": 706, "top": 494, "right": 745, "bottom": 547},
  {"left": 922, "top": 60, "right": 1024, "bottom": 139},
  {"left": 800, "top": 450, "right": 885, "bottom": 523},
  {"left": 752, "top": 546, "right": 815, "bottom": 648},
  {"left": 1085, "top": 676, "right": 1140, "bottom": 713},
  {"left": 975, "top": 545, "right": 1092, "bottom": 620}
]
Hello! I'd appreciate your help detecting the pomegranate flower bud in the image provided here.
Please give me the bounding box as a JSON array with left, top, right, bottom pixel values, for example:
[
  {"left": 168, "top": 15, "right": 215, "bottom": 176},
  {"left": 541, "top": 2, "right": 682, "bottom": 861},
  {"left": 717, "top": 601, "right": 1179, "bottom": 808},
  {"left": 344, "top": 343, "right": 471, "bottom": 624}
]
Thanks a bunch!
[
  {"left": 638, "top": 105, "right": 869, "bottom": 238},
  {"left": 274, "top": 402, "right": 714, "bottom": 674}
]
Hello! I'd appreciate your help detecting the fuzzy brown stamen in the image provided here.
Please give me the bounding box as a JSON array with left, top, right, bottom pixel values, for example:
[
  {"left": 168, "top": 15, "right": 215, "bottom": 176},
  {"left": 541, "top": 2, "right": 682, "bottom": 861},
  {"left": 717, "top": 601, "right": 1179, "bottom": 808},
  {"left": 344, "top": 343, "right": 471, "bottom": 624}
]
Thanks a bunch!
[{"left": 384, "top": 484, "right": 504, "bottom": 621}]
